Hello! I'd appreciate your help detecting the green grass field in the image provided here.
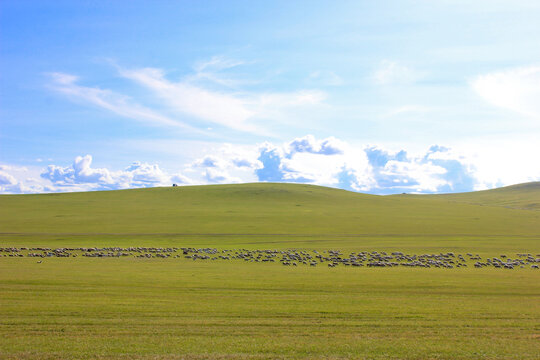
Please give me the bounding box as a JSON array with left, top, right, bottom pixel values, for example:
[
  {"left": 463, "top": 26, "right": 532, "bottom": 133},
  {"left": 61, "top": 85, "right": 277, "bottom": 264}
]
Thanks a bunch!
[{"left": 1, "top": 183, "right": 539, "bottom": 359}]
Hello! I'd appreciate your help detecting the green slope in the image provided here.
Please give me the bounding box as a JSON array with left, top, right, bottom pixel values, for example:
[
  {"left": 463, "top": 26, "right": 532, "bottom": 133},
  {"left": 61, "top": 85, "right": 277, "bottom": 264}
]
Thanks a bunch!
[
  {"left": 425, "top": 181, "right": 540, "bottom": 210},
  {"left": 1, "top": 182, "right": 539, "bottom": 239},
  {"left": 1, "top": 183, "right": 539, "bottom": 359}
]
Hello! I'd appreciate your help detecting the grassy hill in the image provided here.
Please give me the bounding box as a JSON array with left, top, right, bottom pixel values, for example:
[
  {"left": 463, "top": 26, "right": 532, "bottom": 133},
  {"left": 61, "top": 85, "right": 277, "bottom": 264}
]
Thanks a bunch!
[
  {"left": 422, "top": 181, "right": 540, "bottom": 210},
  {"left": 0, "top": 182, "right": 539, "bottom": 250},
  {"left": 1, "top": 183, "right": 539, "bottom": 359}
]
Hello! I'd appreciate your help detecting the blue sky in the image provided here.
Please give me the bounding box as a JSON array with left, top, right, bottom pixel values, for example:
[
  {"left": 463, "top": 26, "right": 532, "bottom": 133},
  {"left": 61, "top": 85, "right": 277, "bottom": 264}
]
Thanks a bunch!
[{"left": 1, "top": 0, "right": 539, "bottom": 194}]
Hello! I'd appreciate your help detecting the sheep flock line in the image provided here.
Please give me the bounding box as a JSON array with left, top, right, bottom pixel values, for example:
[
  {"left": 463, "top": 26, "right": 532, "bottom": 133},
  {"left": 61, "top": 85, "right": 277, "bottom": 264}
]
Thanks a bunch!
[{"left": 2, "top": 246, "right": 540, "bottom": 270}]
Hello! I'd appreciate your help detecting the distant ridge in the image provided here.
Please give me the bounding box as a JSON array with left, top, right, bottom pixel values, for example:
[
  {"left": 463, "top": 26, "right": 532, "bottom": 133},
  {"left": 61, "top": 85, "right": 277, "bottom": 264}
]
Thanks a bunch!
[
  {"left": 422, "top": 181, "right": 540, "bottom": 211},
  {"left": 1, "top": 182, "right": 539, "bottom": 241}
]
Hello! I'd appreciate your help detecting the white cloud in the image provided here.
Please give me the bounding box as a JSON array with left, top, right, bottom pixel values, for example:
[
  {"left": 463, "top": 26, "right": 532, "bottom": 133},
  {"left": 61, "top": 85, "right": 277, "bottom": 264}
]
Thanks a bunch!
[
  {"left": 382, "top": 160, "right": 448, "bottom": 193},
  {"left": 0, "top": 165, "right": 28, "bottom": 172},
  {"left": 119, "top": 65, "right": 326, "bottom": 134},
  {"left": 232, "top": 158, "right": 260, "bottom": 168},
  {"left": 373, "top": 60, "right": 422, "bottom": 85},
  {"left": 187, "top": 146, "right": 261, "bottom": 184},
  {"left": 249, "top": 141, "right": 480, "bottom": 194},
  {"left": 171, "top": 173, "right": 193, "bottom": 185},
  {"left": 0, "top": 165, "right": 50, "bottom": 194},
  {"left": 0, "top": 182, "right": 47, "bottom": 194},
  {"left": 256, "top": 90, "right": 326, "bottom": 107},
  {"left": 450, "top": 136, "right": 540, "bottom": 190},
  {"left": 39, "top": 155, "right": 191, "bottom": 191},
  {"left": 119, "top": 67, "right": 259, "bottom": 133},
  {"left": 308, "top": 70, "right": 344, "bottom": 86},
  {"left": 0, "top": 171, "right": 17, "bottom": 185},
  {"left": 48, "top": 73, "right": 200, "bottom": 133},
  {"left": 193, "top": 56, "right": 245, "bottom": 73},
  {"left": 288, "top": 135, "right": 345, "bottom": 155},
  {"left": 204, "top": 168, "right": 242, "bottom": 184},
  {"left": 255, "top": 138, "right": 368, "bottom": 188},
  {"left": 281, "top": 152, "right": 347, "bottom": 185},
  {"left": 73, "top": 155, "right": 114, "bottom": 184},
  {"left": 192, "top": 155, "right": 226, "bottom": 169},
  {"left": 42, "top": 155, "right": 114, "bottom": 186},
  {"left": 49, "top": 58, "right": 328, "bottom": 136},
  {"left": 122, "top": 162, "right": 171, "bottom": 187},
  {"left": 470, "top": 65, "right": 540, "bottom": 118},
  {"left": 2, "top": 135, "right": 539, "bottom": 195},
  {"left": 384, "top": 105, "right": 433, "bottom": 117}
]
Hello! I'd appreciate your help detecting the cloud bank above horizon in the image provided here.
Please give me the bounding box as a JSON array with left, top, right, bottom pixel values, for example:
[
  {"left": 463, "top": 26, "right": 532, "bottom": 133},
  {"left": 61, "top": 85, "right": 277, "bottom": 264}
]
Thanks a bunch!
[{"left": 2, "top": 135, "right": 538, "bottom": 195}]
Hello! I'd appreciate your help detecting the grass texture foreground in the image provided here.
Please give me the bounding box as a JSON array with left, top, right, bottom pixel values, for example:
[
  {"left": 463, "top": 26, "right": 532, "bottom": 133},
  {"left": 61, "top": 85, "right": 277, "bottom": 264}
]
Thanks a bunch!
[{"left": 1, "top": 183, "right": 539, "bottom": 359}]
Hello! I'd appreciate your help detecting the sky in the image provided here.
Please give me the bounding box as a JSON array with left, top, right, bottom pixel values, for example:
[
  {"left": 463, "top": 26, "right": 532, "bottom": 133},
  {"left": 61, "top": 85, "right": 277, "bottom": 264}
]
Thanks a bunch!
[{"left": 1, "top": 0, "right": 540, "bottom": 194}]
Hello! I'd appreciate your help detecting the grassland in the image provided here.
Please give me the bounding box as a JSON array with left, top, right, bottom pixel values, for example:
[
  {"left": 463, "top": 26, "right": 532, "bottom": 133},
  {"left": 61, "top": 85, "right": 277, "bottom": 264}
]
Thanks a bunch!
[
  {"left": 1, "top": 183, "right": 539, "bottom": 359},
  {"left": 416, "top": 181, "right": 540, "bottom": 211},
  {"left": 1, "top": 182, "right": 539, "bottom": 251}
]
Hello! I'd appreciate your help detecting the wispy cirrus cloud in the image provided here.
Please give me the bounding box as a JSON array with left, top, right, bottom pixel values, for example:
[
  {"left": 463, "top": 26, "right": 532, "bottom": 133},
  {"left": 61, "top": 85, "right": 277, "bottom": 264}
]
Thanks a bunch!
[
  {"left": 193, "top": 56, "right": 245, "bottom": 73},
  {"left": 48, "top": 73, "right": 200, "bottom": 132},
  {"left": 118, "top": 67, "right": 260, "bottom": 133},
  {"left": 190, "top": 55, "right": 248, "bottom": 88},
  {"left": 308, "top": 70, "right": 344, "bottom": 86},
  {"left": 48, "top": 58, "right": 327, "bottom": 136},
  {"left": 384, "top": 105, "right": 433, "bottom": 117},
  {"left": 119, "top": 65, "right": 326, "bottom": 135},
  {"left": 373, "top": 60, "right": 423, "bottom": 85}
]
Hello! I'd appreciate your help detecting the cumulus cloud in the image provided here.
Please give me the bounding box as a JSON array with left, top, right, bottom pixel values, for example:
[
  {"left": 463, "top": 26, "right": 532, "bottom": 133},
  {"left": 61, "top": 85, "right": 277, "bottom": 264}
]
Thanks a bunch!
[
  {"left": 255, "top": 145, "right": 287, "bottom": 182},
  {"left": 0, "top": 171, "right": 17, "bottom": 185},
  {"left": 38, "top": 155, "right": 191, "bottom": 192},
  {"left": 187, "top": 148, "right": 260, "bottom": 184},
  {"left": 203, "top": 168, "right": 242, "bottom": 184},
  {"left": 362, "top": 145, "right": 476, "bottom": 194},
  {"left": 424, "top": 146, "right": 476, "bottom": 193},
  {"left": 471, "top": 65, "right": 540, "bottom": 118},
  {"left": 192, "top": 155, "right": 225, "bottom": 169},
  {"left": 0, "top": 166, "right": 49, "bottom": 194},
  {"left": 122, "top": 162, "right": 172, "bottom": 187},
  {"left": 255, "top": 136, "right": 364, "bottom": 187},
  {"left": 171, "top": 173, "right": 192, "bottom": 185},
  {"left": 254, "top": 136, "right": 345, "bottom": 184},
  {"left": 42, "top": 155, "right": 114, "bottom": 187},
  {"left": 232, "top": 158, "right": 258, "bottom": 168},
  {"left": 336, "top": 166, "right": 375, "bottom": 192},
  {"left": 287, "top": 135, "right": 344, "bottom": 156},
  {"left": 0, "top": 182, "right": 47, "bottom": 194},
  {"left": 452, "top": 136, "right": 540, "bottom": 190},
  {"left": 3, "top": 136, "right": 538, "bottom": 195},
  {"left": 250, "top": 137, "right": 478, "bottom": 194}
]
